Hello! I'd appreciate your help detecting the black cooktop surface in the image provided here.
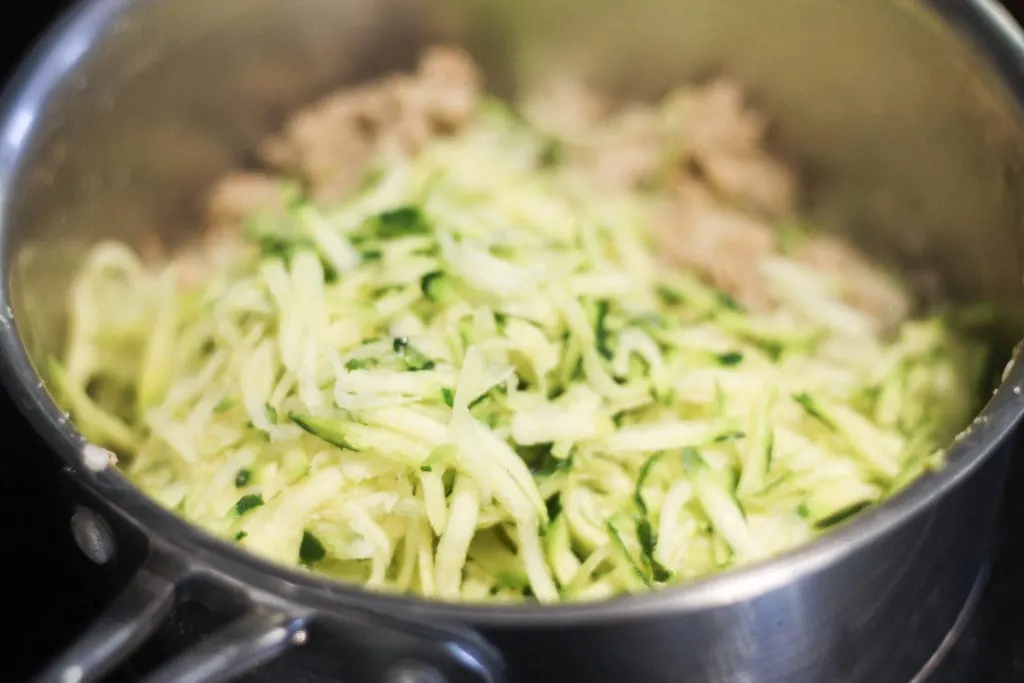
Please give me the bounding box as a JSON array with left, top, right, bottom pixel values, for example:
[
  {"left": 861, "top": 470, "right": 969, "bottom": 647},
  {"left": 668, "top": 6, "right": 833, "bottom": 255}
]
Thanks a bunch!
[{"left": 3, "top": 2, "right": 1024, "bottom": 682}]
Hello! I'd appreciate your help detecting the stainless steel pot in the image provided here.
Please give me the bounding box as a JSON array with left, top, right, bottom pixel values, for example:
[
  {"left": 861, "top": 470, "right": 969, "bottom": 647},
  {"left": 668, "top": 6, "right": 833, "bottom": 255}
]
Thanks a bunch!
[{"left": 3, "top": 1, "right": 1024, "bottom": 682}]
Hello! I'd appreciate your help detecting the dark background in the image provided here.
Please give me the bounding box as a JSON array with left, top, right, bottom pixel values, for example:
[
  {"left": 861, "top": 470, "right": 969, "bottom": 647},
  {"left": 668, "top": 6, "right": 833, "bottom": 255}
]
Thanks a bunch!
[{"left": 4, "top": 1, "right": 1024, "bottom": 682}]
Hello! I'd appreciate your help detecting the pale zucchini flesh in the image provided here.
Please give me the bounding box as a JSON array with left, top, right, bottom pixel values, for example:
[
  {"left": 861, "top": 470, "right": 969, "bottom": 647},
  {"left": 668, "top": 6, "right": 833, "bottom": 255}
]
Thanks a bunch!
[{"left": 50, "top": 81, "right": 990, "bottom": 603}]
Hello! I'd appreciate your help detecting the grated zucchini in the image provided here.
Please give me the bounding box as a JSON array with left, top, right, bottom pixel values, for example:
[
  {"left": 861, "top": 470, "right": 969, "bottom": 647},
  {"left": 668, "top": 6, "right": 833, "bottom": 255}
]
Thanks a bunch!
[{"left": 50, "top": 82, "right": 990, "bottom": 603}]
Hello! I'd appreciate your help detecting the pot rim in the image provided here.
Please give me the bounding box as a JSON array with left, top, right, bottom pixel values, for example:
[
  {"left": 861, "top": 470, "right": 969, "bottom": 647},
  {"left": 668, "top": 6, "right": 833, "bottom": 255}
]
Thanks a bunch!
[{"left": 1, "top": 0, "right": 1023, "bottom": 629}]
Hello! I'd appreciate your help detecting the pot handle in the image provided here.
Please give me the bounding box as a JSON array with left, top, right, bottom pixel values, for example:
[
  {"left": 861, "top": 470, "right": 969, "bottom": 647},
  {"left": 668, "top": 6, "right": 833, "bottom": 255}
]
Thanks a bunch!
[
  {"left": 31, "top": 562, "right": 178, "bottom": 683},
  {"left": 30, "top": 554, "right": 309, "bottom": 683},
  {"left": 140, "top": 609, "right": 307, "bottom": 683}
]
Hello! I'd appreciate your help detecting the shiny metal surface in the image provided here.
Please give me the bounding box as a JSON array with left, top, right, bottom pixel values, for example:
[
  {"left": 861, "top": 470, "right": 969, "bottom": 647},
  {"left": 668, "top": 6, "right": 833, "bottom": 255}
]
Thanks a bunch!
[
  {"left": 139, "top": 610, "right": 308, "bottom": 683},
  {"left": 2, "top": 0, "right": 1024, "bottom": 681},
  {"left": 30, "top": 566, "right": 176, "bottom": 683}
]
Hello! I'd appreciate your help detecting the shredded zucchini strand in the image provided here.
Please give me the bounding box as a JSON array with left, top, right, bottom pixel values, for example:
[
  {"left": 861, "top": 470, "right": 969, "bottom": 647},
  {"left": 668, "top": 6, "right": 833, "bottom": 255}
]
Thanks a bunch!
[{"left": 50, "top": 89, "right": 988, "bottom": 603}]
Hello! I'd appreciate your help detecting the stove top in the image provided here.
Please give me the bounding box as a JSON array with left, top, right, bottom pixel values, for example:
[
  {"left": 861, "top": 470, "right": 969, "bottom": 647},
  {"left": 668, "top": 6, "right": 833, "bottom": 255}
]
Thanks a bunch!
[{"left": 3, "top": 2, "right": 1024, "bottom": 682}]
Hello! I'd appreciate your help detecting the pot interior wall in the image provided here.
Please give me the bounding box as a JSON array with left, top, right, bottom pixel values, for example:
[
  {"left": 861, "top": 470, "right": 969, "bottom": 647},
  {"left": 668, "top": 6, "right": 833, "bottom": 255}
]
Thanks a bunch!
[{"left": 4, "top": 0, "right": 1024, "bottom": 384}]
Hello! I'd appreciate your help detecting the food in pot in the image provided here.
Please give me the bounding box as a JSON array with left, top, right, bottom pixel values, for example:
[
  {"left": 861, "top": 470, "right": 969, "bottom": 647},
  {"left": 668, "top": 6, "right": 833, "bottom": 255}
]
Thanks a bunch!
[{"left": 48, "top": 47, "right": 989, "bottom": 603}]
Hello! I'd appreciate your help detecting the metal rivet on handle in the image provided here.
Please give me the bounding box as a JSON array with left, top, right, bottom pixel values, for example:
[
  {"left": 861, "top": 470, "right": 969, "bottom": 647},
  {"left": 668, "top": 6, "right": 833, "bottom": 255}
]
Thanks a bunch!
[
  {"left": 382, "top": 661, "right": 446, "bottom": 683},
  {"left": 70, "top": 506, "right": 115, "bottom": 564}
]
